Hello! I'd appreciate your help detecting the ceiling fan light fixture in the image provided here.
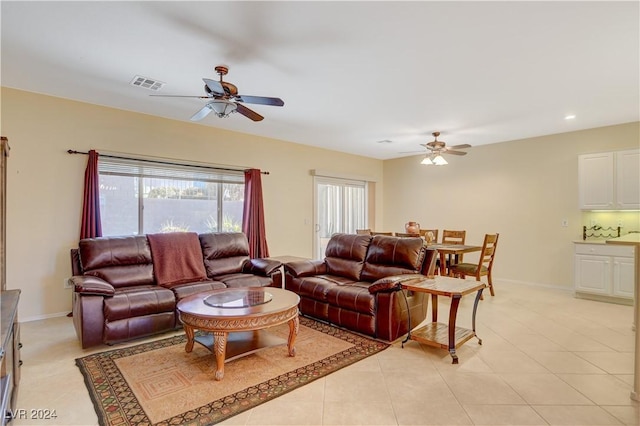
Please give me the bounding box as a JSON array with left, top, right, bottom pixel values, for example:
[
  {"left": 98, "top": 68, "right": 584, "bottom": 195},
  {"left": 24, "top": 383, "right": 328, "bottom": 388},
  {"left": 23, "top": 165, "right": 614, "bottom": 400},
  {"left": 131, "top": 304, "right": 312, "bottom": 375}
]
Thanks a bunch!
[
  {"left": 432, "top": 154, "right": 448, "bottom": 165},
  {"left": 421, "top": 155, "right": 434, "bottom": 165},
  {"left": 208, "top": 100, "right": 237, "bottom": 117}
]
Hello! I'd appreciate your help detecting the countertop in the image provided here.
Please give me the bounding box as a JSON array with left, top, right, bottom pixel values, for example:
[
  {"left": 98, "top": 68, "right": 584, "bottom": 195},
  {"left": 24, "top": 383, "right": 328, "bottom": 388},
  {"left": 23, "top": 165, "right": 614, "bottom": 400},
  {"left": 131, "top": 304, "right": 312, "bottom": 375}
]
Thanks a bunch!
[{"left": 606, "top": 233, "right": 640, "bottom": 245}]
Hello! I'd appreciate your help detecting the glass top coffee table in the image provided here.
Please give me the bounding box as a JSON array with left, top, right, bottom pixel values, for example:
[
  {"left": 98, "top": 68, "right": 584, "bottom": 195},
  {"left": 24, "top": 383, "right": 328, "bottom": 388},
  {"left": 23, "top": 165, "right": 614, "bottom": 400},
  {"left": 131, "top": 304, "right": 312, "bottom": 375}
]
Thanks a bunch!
[{"left": 177, "top": 287, "right": 300, "bottom": 380}]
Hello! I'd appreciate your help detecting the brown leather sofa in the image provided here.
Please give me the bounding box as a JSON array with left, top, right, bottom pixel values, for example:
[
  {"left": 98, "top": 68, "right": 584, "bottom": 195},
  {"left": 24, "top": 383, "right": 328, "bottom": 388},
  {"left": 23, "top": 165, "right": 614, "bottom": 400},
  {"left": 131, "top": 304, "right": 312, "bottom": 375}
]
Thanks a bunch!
[
  {"left": 69, "top": 232, "right": 282, "bottom": 348},
  {"left": 284, "top": 233, "right": 437, "bottom": 341}
]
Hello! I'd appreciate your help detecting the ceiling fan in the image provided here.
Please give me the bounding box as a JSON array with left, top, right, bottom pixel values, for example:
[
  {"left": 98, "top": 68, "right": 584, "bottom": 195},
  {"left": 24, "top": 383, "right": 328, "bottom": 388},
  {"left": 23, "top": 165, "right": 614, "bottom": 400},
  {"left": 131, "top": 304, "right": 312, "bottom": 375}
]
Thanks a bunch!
[
  {"left": 151, "top": 65, "right": 284, "bottom": 122},
  {"left": 419, "top": 132, "right": 471, "bottom": 165}
]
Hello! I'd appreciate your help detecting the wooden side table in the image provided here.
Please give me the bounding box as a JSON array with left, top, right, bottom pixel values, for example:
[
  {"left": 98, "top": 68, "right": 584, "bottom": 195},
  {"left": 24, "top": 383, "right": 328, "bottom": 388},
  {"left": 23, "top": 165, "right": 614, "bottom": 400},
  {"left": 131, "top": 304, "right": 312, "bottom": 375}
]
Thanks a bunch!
[{"left": 401, "top": 276, "right": 485, "bottom": 364}]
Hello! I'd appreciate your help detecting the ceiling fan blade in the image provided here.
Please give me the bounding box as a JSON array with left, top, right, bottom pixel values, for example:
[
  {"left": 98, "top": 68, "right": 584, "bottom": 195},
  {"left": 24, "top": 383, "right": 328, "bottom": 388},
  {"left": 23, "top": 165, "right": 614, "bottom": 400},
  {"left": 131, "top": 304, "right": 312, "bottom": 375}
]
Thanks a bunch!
[
  {"left": 445, "top": 150, "right": 468, "bottom": 156},
  {"left": 190, "top": 104, "right": 213, "bottom": 121},
  {"left": 448, "top": 144, "right": 472, "bottom": 150},
  {"left": 235, "top": 95, "right": 284, "bottom": 107},
  {"left": 203, "top": 78, "right": 225, "bottom": 95},
  {"left": 235, "top": 103, "right": 264, "bottom": 121},
  {"left": 150, "top": 94, "right": 211, "bottom": 98}
]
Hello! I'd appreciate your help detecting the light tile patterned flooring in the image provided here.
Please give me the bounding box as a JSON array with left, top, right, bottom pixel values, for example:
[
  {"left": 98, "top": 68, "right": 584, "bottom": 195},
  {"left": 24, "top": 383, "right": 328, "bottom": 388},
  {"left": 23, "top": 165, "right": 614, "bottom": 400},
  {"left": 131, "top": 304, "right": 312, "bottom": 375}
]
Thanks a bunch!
[{"left": 11, "top": 282, "right": 640, "bottom": 425}]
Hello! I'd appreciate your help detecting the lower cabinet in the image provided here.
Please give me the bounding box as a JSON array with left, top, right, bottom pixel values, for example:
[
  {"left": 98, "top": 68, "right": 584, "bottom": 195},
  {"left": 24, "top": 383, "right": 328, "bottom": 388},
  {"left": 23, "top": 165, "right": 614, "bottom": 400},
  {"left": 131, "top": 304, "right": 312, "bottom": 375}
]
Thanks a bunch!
[
  {"left": 1, "top": 290, "right": 20, "bottom": 426},
  {"left": 574, "top": 243, "right": 635, "bottom": 303}
]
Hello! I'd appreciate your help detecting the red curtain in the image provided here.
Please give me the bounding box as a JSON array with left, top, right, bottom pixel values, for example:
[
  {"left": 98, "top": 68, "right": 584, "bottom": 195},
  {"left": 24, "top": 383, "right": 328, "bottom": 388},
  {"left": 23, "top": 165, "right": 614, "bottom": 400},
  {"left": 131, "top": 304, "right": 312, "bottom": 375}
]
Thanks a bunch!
[
  {"left": 79, "top": 149, "right": 102, "bottom": 239},
  {"left": 242, "top": 169, "right": 269, "bottom": 258}
]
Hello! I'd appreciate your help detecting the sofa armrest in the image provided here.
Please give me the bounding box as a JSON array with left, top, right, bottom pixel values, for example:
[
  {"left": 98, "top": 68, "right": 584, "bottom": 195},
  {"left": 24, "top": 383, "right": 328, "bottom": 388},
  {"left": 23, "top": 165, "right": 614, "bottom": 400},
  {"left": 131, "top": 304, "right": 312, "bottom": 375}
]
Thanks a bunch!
[
  {"left": 368, "top": 274, "right": 426, "bottom": 294},
  {"left": 284, "top": 259, "right": 327, "bottom": 278},
  {"left": 70, "top": 275, "right": 115, "bottom": 296},
  {"left": 243, "top": 258, "right": 282, "bottom": 276}
]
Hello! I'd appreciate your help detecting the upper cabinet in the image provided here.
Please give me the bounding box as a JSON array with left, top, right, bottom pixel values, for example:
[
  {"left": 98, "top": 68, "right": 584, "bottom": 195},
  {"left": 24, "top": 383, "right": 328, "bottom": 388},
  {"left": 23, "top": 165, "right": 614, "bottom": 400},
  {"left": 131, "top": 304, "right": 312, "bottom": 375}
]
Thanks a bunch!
[
  {"left": 579, "top": 149, "right": 639, "bottom": 210},
  {"left": 615, "top": 149, "right": 640, "bottom": 209}
]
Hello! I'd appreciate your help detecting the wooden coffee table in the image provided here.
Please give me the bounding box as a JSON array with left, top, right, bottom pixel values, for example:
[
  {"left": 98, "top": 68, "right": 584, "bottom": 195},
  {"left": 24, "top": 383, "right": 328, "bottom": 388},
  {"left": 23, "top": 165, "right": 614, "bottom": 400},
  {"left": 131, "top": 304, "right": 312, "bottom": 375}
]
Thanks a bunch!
[{"left": 177, "top": 287, "right": 300, "bottom": 380}]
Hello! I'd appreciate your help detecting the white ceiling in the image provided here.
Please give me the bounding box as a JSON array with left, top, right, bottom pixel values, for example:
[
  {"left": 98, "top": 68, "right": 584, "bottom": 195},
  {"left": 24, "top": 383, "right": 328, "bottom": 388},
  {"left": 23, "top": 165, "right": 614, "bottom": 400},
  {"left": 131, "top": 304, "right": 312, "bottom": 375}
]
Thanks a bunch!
[{"left": 2, "top": 1, "right": 638, "bottom": 160}]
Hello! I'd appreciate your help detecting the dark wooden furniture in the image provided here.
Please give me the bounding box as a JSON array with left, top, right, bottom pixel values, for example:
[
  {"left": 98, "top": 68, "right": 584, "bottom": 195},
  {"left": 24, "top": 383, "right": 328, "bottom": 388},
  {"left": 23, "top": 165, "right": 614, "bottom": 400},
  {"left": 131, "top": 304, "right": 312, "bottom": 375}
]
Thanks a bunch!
[
  {"left": 1, "top": 290, "right": 21, "bottom": 425},
  {"left": 177, "top": 287, "right": 299, "bottom": 381},
  {"left": 401, "top": 277, "right": 484, "bottom": 364}
]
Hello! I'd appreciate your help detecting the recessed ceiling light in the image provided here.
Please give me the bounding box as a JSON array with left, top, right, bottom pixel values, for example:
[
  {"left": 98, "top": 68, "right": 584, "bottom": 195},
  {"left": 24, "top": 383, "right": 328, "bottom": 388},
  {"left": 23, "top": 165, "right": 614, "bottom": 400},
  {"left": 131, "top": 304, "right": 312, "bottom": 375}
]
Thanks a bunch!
[{"left": 565, "top": 114, "right": 576, "bottom": 120}]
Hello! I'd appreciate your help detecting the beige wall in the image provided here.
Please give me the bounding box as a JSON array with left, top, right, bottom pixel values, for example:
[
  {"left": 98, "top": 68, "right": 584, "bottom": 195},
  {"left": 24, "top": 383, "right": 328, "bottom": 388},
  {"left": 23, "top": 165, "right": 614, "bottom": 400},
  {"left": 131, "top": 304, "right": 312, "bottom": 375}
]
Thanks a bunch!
[
  {"left": 1, "top": 88, "right": 383, "bottom": 320},
  {"left": 383, "top": 122, "right": 640, "bottom": 288}
]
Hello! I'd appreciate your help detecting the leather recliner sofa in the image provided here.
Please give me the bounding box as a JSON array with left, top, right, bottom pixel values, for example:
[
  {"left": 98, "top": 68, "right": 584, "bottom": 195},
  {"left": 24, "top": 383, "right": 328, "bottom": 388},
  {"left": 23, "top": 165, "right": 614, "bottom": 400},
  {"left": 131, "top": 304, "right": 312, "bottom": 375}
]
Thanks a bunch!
[
  {"left": 69, "top": 232, "right": 282, "bottom": 348},
  {"left": 284, "top": 233, "right": 437, "bottom": 341}
]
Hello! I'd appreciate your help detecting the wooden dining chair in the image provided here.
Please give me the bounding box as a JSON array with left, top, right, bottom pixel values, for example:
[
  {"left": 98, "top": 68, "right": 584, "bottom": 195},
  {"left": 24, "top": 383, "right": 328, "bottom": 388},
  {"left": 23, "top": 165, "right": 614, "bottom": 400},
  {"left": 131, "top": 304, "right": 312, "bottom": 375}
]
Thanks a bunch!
[
  {"left": 371, "top": 231, "right": 393, "bottom": 236},
  {"left": 440, "top": 229, "right": 466, "bottom": 274},
  {"left": 356, "top": 229, "right": 372, "bottom": 235},
  {"left": 449, "top": 233, "right": 499, "bottom": 296},
  {"left": 419, "top": 229, "right": 439, "bottom": 244}
]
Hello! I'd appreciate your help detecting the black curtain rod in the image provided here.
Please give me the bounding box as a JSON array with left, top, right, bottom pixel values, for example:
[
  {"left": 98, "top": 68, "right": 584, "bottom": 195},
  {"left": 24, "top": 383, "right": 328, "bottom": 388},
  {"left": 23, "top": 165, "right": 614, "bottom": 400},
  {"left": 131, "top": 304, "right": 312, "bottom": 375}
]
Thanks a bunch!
[{"left": 67, "top": 150, "right": 269, "bottom": 175}]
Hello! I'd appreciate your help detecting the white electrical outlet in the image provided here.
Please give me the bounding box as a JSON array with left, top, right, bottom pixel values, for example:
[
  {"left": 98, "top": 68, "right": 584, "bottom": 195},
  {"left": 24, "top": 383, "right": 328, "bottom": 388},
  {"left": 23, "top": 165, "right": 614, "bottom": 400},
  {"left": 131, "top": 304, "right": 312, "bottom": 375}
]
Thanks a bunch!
[
  {"left": 561, "top": 219, "right": 569, "bottom": 227},
  {"left": 617, "top": 219, "right": 624, "bottom": 227},
  {"left": 64, "top": 278, "right": 72, "bottom": 289}
]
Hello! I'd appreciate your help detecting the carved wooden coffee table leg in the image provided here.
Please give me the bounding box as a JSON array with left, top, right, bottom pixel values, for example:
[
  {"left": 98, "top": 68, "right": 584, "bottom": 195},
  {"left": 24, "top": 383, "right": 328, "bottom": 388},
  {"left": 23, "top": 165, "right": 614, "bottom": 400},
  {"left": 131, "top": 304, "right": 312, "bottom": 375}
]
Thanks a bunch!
[
  {"left": 183, "top": 324, "right": 195, "bottom": 353},
  {"left": 213, "top": 331, "right": 228, "bottom": 381},
  {"left": 287, "top": 316, "right": 299, "bottom": 357}
]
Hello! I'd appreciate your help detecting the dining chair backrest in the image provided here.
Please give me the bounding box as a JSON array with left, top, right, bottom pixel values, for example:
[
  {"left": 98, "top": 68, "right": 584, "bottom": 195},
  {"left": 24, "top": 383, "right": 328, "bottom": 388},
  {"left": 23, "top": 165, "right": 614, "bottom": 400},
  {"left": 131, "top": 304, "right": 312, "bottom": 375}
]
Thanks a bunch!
[
  {"left": 396, "top": 232, "right": 420, "bottom": 237},
  {"left": 442, "top": 229, "right": 466, "bottom": 245},
  {"left": 371, "top": 231, "right": 393, "bottom": 236},
  {"left": 356, "top": 229, "right": 372, "bottom": 235},
  {"left": 479, "top": 233, "right": 499, "bottom": 273},
  {"left": 419, "top": 229, "right": 439, "bottom": 244}
]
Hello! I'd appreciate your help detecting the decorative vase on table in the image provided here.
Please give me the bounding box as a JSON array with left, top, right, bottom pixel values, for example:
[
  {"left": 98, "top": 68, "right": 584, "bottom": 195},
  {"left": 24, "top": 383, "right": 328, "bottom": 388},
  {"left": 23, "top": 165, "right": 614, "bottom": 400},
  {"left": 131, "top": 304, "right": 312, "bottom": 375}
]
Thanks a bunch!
[{"left": 405, "top": 221, "right": 420, "bottom": 234}]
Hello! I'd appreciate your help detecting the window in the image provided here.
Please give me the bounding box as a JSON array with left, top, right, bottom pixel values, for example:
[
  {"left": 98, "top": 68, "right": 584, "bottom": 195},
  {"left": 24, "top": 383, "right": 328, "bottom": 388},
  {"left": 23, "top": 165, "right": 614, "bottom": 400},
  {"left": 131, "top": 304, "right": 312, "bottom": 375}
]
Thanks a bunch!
[{"left": 98, "top": 157, "right": 244, "bottom": 236}]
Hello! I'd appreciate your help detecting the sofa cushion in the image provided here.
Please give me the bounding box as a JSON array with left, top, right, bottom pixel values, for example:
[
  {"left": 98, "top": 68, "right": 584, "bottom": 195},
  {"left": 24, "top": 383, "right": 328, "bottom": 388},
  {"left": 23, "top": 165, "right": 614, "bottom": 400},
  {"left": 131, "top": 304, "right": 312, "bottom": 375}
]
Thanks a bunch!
[
  {"left": 286, "top": 275, "right": 356, "bottom": 302},
  {"left": 324, "top": 233, "right": 372, "bottom": 281},
  {"left": 103, "top": 286, "right": 176, "bottom": 322},
  {"left": 326, "top": 282, "right": 375, "bottom": 315},
  {"left": 170, "top": 280, "right": 227, "bottom": 302},
  {"left": 213, "top": 273, "right": 274, "bottom": 288},
  {"left": 79, "top": 235, "right": 154, "bottom": 288},
  {"left": 200, "top": 232, "right": 250, "bottom": 276},
  {"left": 361, "top": 235, "right": 426, "bottom": 282}
]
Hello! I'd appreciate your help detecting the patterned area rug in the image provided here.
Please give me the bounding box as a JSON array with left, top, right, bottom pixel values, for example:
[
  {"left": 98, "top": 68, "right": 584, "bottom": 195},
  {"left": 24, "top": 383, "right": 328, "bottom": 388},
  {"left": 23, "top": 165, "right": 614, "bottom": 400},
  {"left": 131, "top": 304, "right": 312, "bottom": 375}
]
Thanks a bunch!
[{"left": 76, "top": 316, "right": 389, "bottom": 426}]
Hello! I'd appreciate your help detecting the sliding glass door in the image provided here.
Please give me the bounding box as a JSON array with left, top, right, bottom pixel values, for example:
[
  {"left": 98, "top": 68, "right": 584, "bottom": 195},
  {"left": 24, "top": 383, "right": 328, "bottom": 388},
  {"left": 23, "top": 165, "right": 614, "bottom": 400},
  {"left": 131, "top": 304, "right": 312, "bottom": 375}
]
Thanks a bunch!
[{"left": 313, "top": 176, "right": 367, "bottom": 259}]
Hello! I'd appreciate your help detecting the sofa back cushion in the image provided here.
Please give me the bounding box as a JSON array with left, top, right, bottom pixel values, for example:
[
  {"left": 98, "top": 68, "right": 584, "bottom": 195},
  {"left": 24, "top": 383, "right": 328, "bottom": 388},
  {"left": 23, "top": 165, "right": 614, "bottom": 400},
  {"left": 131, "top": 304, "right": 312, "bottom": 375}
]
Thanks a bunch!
[
  {"left": 199, "top": 232, "right": 250, "bottom": 277},
  {"left": 360, "top": 235, "right": 426, "bottom": 282},
  {"left": 324, "top": 233, "right": 372, "bottom": 281},
  {"left": 78, "top": 235, "right": 154, "bottom": 288}
]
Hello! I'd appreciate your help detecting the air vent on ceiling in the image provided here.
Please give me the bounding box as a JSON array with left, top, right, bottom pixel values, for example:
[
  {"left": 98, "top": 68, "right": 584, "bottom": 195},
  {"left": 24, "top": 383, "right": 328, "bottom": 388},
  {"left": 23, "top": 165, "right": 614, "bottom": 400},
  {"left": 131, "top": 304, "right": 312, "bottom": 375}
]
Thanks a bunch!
[{"left": 130, "top": 75, "right": 165, "bottom": 91}]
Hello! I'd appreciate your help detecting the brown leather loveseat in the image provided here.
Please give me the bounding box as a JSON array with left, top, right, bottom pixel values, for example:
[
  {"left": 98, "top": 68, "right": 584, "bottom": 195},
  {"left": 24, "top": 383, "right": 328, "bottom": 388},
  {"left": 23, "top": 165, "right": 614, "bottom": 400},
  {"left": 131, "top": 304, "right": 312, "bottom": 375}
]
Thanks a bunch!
[
  {"left": 69, "top": 232, "right": 282, "bottom": 348},
  {"left": 284, "top": 233, "right": 437, "bottom": 341}
]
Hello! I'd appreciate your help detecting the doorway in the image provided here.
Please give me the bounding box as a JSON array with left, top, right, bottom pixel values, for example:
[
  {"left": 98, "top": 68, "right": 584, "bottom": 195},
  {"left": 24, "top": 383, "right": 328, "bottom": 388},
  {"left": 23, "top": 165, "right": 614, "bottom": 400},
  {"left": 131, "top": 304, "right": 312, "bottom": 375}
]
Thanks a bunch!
[{"left": 313, "top": 176, "right": 367, "bottom": 259}]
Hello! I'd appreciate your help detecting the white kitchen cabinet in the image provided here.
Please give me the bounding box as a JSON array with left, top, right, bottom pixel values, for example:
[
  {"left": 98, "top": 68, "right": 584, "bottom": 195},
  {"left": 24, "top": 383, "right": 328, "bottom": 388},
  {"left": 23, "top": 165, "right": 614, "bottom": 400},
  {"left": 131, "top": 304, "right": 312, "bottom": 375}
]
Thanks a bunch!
[
  {"left": 578, "top": 149, "right": 639, "bottom": 210},
  {"left": 615, "top": 149, "right": 640, "bottom": 209},
  {"left": 574, "top": 242, "right": 635, "bottom": 303},
  {"left": 578, "top": 152, "right": 614, "bottom": 209}
]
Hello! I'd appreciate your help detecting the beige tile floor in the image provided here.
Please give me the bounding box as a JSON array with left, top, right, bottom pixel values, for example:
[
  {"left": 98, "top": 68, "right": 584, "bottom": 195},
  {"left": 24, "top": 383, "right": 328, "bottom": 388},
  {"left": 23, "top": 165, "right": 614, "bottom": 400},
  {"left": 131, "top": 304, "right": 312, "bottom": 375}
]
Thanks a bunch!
[{"left": 9, "top": 282, "right": 640, "bottom": 425}]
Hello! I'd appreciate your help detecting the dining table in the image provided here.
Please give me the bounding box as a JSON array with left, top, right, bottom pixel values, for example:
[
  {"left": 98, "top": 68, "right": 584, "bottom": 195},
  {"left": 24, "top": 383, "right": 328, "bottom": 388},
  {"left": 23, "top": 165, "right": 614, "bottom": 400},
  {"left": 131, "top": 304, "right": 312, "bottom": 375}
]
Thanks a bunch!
[{"left": 428, "top": 243, "right": 483, "bottom": 276}]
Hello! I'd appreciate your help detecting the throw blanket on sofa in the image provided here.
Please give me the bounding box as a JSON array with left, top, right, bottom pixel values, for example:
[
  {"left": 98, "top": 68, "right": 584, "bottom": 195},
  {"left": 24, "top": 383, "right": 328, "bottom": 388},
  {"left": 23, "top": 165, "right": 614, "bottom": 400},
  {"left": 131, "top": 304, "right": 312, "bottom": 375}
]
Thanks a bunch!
[{"left": 147, "top": 232, "right": 208, "bottom": 288}]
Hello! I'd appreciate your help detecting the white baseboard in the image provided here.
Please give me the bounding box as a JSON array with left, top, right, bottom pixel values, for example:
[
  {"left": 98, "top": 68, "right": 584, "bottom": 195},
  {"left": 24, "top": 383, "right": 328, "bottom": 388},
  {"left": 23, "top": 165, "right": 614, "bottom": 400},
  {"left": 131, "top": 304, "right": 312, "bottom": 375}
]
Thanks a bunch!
[{"left": 21, "top": 311, "right": 71, "bottom": 323}]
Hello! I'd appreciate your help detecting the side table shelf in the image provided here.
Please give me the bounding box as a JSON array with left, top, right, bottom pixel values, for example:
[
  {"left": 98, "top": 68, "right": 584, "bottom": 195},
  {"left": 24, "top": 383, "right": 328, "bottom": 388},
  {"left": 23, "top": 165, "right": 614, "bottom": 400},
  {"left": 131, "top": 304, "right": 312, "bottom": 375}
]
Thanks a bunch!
[
  {"left": 401, "top": 276, "right": 485, "bottom": 364},
  {"left": 1, "top": 290, "right": 21, "bottom": 425}
]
